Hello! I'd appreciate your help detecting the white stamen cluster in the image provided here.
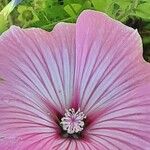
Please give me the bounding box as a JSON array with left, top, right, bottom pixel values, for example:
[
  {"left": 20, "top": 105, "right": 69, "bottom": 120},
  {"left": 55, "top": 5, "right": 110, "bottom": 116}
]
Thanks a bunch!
[{"left": 60, "top": 108, "right": 86, "bottom": 134}]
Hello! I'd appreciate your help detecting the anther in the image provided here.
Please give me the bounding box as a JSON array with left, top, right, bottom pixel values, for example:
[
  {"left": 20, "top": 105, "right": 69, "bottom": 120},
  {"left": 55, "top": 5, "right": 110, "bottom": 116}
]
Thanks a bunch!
[{"left": 60, "top": 108, "right": 86, "bottom": 134}]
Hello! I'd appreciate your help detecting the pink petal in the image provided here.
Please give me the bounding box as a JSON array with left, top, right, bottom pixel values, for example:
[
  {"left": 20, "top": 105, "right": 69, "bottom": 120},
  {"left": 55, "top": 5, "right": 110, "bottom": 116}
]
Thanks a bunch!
[
  {"left": 0, "top": 24, "right": 77, "bottom": 149},
  {"left": 0, "top": 10, "right": 150, "bottom": 149},
  {"left": 75, "top": 10, "right": 149, "bottom": 112},
  {"left": 75, "top": 10, "right": 150, "bottom": 149},
  {"left": 0, "top": 137, "right": 19, "bottom": 150},
  {"left": 86, "top": 85, "right": 150, "bottom": 149},
  {"left": 0, "top": 23, "right": 75, "bottom": 112}
]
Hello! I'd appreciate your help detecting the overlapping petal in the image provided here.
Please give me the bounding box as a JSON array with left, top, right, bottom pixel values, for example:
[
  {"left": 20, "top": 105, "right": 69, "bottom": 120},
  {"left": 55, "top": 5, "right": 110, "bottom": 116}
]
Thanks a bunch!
[
  {"left": 75, "top": 10, "right": 150, "bottom": 149},
  {"left": 0, "top": 23, "right": 76, "bottom": 112},
  {"left": 75, "top": 10, "right": 149, "bottom": 112},
  {"left": 0, "top": 23, "right": 77, "bottom": 149}
]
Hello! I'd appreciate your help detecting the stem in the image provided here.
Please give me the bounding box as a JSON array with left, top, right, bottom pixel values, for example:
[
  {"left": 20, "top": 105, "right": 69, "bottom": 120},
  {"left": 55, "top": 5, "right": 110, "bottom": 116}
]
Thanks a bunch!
[
  {"left": 132, "top": 0, "right": 139, "bottom": 9},
  {"left": 140, "top": 30, "right": 150, "bottom": 35},
  {"left": 4, "top": 0, "right": 13, "bottom": 25},
  {"left": 117, "top": 0, "right": 140, "bottom": 22},
  {"left": 42, "top": 12, "right": 49, "bottom": 22}
]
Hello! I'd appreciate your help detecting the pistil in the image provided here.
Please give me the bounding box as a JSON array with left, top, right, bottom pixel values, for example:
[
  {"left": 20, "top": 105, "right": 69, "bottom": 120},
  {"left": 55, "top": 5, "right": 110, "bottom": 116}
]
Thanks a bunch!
[{"left": 60, "top": 108, "right": 86, "bottom": 134}]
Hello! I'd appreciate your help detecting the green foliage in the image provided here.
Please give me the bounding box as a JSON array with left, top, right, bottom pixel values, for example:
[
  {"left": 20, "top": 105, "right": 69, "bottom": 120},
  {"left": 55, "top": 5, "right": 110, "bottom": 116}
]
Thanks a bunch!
[
  {"left": 64, "top": 3, "right": 82, "bottom": 17},
  {"left": 0, "top": 0, "right": 149, "bottom": 30},
  {"left": 134, "top": 3, "right": 150, "bottom": 20},
  {"left": 91, "top": 0, "right": 108, "bottom": 11},
  {"left": 0, "top": 0, "right": 150, "bottom": 61},
  {"left": 0, "top": 14, "right": 8, "bottom": 34},
  {"left": 17, "top": 5, "right": 39, "bottom": 27}
]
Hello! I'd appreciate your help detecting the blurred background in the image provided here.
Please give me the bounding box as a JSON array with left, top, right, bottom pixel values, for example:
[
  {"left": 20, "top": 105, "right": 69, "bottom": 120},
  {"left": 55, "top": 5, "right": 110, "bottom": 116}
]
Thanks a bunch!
[{"left": 0, "top": 0, "right": 150, "bottom": 62}]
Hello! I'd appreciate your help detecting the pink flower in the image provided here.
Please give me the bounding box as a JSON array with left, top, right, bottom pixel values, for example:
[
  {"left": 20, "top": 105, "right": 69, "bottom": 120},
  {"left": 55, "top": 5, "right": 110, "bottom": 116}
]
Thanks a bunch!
[{"left": 0, "top": 10, "right": 150, "bottom": 150}]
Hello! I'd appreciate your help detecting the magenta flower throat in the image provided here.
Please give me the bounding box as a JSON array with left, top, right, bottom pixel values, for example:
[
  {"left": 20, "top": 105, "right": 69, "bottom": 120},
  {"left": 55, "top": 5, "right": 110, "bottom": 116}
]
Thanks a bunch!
[{"left": 0, "top": 10, "right": 150, "bottom": 150}]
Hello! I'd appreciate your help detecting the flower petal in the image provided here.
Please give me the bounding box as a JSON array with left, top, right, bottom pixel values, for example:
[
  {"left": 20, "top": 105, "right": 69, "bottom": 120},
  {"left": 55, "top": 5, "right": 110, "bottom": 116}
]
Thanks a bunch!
[
  {"left": 86, "top": 84, "right": 150, "bottom": 149},
  {"left": 0, "top": 10, "right": 150, "bottom": 149},
  {"left": 0, "top": 23, "right": 76, "bottom": 113},
  {"left": 0, "top": 24, "right": 76, "bottom": 149},
  {"left": 75, "top": 10, "right": 150, "bottom": 149},
  {"left": 75, "top": 10, "right": 149, "bottom": 112}
]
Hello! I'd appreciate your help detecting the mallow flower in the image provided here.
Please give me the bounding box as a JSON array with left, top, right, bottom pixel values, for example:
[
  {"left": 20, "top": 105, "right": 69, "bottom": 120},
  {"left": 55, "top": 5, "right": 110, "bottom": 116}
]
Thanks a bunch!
[{"left": 0, "top": 10, "right": 150, "bottom": 150}]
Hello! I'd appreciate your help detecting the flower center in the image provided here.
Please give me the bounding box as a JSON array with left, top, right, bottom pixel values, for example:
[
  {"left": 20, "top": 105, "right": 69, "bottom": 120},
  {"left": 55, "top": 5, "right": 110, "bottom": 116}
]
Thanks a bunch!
[{"left": 60, "top": 108, "right": 86, "bottom": 134}]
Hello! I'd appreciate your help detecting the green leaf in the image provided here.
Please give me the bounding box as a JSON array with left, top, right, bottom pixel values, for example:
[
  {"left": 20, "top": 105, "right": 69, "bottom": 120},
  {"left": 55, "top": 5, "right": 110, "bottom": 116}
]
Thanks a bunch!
[
  {"left": 113, "top": 0, "right": 130, "bottom": 10},
  {"left": 143, "top": 36, "right": 150, "bottom": 45},
  {"left": 17, "top": 5, "right": 39, "bottom": 27},
  {"left": 0, "top": 14, "right": 8, "bottom": 34},
  {"left": 134, "top": 3, "right": 150, "bottom": 20},
  {"left": 64, "top": 3, "right": 82, "bottom": 17},
  {"left": 44, "top": 5, "right": 68, "bottom": 21},
  {"left": 91, "top": 0, "right": 108, "bottom": 11}
]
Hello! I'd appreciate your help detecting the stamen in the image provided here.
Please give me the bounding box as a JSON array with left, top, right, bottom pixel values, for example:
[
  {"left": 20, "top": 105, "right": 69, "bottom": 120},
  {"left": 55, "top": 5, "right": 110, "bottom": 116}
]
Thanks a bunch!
[{"left": 60, "top": 108, "right": 86, "bottom": 134}]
